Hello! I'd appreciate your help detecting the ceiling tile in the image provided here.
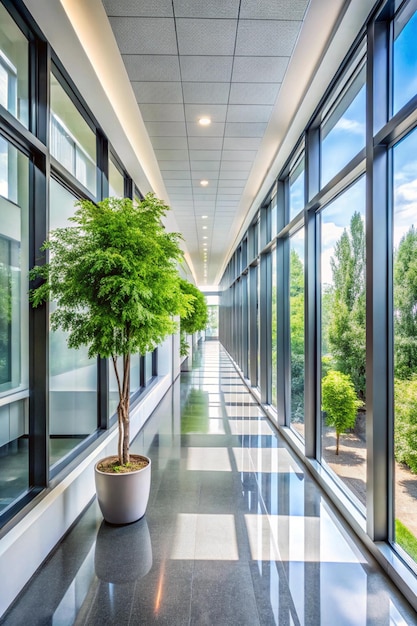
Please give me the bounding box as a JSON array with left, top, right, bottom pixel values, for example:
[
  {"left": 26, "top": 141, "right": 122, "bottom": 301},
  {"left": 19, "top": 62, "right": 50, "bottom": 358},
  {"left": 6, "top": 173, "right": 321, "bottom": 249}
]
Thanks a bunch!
[
  {"left": 226, "top": 104, "right": 273, "bottom": 123},
  {"left": 165, "top": 179, "right": 193, "bottom": 187},
  {"left": 232, "top": 56, "right": 289, "bottom": 83},
  {"left": 220, "top": 161, "right": 252, "bottom": 171},
  {"left": 109, "top": 17, "right": 177, "bottom": 55},
  {"left": 219, "top": 171, "right": 249, "bottom": 180},
  {"left": 145, "top": 121, "right": 186, "bottom": 136},
  {"left": 240, "top": 0, "right": 309, "bottom": 20},
  {"left": 173, "top": 0, "right": 240, "bottom": 18},
  {"left": 184, "top": 104, "right": 227, "bottom": 123},
  {"left": 151, "top": 136, "right": 188, "bottom": 149},
  {"left": 162, "top": 170, "right": 191, "bottom": 179},
  {"left": 176, "top": 19, "right": 237, "bottom": 56},
  {"left": 103, "top": 0, "right": 173, "bottom": 17},
  {"left": 235, "top": 20, "right": 301, "bottom": 56},
  {"left": 154, "top": 149, "right": 189, "bottom": 160},
  {"left": 122, "top": 55, "right": 181, "bottom": 81},
  {"left": 186, "top": 122, "right": 225, "bottom": 137},
  {"left": 229, "top": 82, "right": 281, "bottom": 105},
  {"left": 221, "top": 150, "right": 257, "bottom": 161},
  {"left": 132, "top": 82, "right": 183, "bottom": 104},
  {"left": 223, "top": 137, "right": 262, "bottom": 150},
  {"left": 140, "top": 104, "right": 185, "bottom": 122},
  {"left": 183, "top": 83, "right": 230, "bottom": 104},
  {"left": 218, "top": 180, "right": 246, "bottom": 188},
  {"left": 180, "top": 56, "right": 233, "bottom": 82},
  {"left": 159, "top": 160, "right": 191, "bottom": 170},
  {"left": 224, "top": 122, "right": 267, "bottom": 137},
  {"left": 189, "top": 150, "right": 222, "bottom": 161},
  {"left": 188, "top": 137, "right": 223, "bottom": 150},
  {"left": 190, "top": 161, "right": 220, "bottom": 171}
]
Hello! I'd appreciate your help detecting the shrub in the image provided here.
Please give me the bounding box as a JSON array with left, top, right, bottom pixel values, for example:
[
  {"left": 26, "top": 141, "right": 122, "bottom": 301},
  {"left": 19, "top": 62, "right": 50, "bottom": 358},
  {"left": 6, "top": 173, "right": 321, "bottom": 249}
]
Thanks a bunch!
[
  {"left": 394, "top": 376, "right": 417, "bottom": 473},
  {"left": 322, "top": 370, "right": 363, "bottom": 455}
]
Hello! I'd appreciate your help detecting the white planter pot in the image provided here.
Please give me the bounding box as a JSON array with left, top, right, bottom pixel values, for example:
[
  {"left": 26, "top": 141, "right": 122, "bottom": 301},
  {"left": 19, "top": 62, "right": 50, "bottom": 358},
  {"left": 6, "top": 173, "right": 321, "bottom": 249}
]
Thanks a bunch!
[{"left": 94, "top": 454, "right": 151, "bottom": 525}]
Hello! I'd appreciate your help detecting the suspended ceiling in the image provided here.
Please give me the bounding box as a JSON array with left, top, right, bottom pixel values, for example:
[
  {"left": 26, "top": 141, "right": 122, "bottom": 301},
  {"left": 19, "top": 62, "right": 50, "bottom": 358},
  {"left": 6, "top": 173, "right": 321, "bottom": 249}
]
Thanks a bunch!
[{"left": 23, "top": 0, "right": 377, "bottom": 288}]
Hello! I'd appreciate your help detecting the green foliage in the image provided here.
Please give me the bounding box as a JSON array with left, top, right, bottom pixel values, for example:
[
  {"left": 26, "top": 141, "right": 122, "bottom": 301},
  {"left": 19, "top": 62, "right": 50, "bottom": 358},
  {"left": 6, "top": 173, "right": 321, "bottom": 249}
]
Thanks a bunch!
[
  {"left": 322, "top": 370, "right": 363, "bottom": 454},
  {"left": 394, "top": 226, "right": 417, "bottom": 379},
  {"left": 30, "top": 194, "right": 193, "bottom": 358},
  {"left": 179, "top": 279, "right": 208, "bottom": 356},
  {"left": 179, "top": 279, "right": 208, "bottom": 335},
  {"left": 327, "top": 212, "right": 366, "bottom": 399},
  {"left": 290, "top": 248, "right": 305, "bottom": 419},
  {"left": 30, "top": 194, "right": 193, "bottom": 465},
  {"left": 394, "top": 376, "right": 417, "bottom": 473},
  {"left": 395, "top": 519, "right": 417, "bottom": 561}
]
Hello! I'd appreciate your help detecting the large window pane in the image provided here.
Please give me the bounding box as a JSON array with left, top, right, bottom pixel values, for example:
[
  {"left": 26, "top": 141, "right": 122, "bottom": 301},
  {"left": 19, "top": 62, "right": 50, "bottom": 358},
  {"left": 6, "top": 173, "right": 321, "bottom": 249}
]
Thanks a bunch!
[
  {"left": 393, "top": 2, "right": 417, "bottom": 115},
  {"left": 0, "top": 137, "right": 29, "bottom": 513},
  {"left": 109, "top": 157, "right": 124, "bottom": 198},
  {"left": 289, "top": 229, "right": 305, "bottom": 437},
  {"left": 0, "top": 5, "right": 28, "bottom": 128},
  {"left": 392, "top": 128, "right": 417, "bottom": 562},
  {"left": 289, "top": 156, "right": 305, "bottom": 222},
  {"left": 321, "top": 66, "right": 366, "bottom": 188},
  {"left": 49, "top": 180, "right": 97, "bottom": 468},
  {"left": 50, "top": 74, "right": 96, "bottom": 196},
  {"left": 271, "top": 248, "right": 277, "bottom": 408},
  {"left": 320, "top": 177, "right": 366, "bottom": 509}
]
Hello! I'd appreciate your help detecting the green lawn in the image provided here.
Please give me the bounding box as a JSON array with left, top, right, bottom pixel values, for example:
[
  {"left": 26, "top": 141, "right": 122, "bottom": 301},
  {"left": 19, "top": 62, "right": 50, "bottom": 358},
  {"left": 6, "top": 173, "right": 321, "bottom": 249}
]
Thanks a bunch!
[{"left": 395, "top": 519, "right": 417, "bottom": 561}]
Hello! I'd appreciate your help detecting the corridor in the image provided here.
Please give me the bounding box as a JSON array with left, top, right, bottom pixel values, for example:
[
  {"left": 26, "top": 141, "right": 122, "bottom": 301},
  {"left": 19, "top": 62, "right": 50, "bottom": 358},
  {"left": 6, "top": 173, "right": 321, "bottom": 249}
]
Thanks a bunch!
[{"left": 2, "top": 341, "right": 417, "bottom": 625}]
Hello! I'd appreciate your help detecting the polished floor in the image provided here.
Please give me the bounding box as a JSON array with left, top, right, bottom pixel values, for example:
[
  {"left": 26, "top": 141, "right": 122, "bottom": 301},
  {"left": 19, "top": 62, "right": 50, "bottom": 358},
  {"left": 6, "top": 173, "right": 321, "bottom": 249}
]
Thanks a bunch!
[{"left": 3, "top": 341, "right": 417, "bottom": 625}]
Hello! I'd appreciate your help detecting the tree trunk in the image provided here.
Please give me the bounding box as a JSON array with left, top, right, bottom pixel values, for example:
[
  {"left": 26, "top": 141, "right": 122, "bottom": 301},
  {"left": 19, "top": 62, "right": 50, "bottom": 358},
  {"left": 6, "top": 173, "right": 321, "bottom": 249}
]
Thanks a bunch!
[{"left": 336, "top": 431, "right": 340, "bottom": 455}]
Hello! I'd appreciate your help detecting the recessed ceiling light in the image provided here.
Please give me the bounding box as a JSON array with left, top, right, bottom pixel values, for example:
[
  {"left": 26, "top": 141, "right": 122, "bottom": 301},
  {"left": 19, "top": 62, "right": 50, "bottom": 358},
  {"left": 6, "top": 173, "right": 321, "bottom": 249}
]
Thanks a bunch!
[
  {"left": 201, "top": 215, "right": 208, "bottom": 219},
  {"left": 198, "top": 117, "right": 211, "bottom": 126},
  {"left": 202, "top": 226, "right": 207, "bottom": 230},
  {"left": 203, "top": 236, "right": 208, "bottom": 239},
  {"left": 200, "top": 180, "right": 209, "bottom": 187}
]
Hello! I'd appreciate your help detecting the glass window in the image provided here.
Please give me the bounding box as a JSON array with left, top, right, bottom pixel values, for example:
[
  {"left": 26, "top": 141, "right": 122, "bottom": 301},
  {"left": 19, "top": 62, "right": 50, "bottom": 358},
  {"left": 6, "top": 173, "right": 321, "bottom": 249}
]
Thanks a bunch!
[
  {"left": 393, "top": 2, "right": 417, "bottom": 115},
  {"left": 289, "top": 229, "right": 305, "bottom": 437},
  {"left": 0, "top": 137, "right": 29, "bottom": 513},
  {"left": 392, "top": 128, "right": 417, "bottom": 562},
  {"left": 109, "top": 157, "right": 124, "bottom": 198},
  {"left": 0, "top": 5, "right": 28, "bottom": 128},
  {"left": 49, "top": 179, "right": 98, "bottom": 468},
  {"left": 321, "top": 65, "right": 366, "bottom": 188},
  {"left": 271, "top": 248, "right": 277, "bottom": 407},
  {"left": 320, "top": 177, "right": 366, "bottom": 509},
  {"left": 50, "top": 74, "right": 96, "bottom": 196},
  {"left": 289, "top": 155, "right": 305, "bottom": 221}
]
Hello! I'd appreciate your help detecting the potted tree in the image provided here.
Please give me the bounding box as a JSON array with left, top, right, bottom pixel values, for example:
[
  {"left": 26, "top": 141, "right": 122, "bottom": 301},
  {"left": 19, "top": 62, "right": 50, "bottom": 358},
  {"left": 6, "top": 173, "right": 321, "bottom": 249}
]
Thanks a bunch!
[
  {"left": 179, "top": 279, "right": 208, "bottom": 359},
  {"left": 30, "top": 193, "right": 193, "bottom": 524}
]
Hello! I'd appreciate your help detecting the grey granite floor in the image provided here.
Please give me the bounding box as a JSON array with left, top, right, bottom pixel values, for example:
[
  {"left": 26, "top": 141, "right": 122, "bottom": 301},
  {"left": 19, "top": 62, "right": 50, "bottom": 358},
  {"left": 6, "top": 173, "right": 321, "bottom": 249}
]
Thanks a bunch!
[{"left": 2, "top": 341, "right": 417, "bottom": 625}]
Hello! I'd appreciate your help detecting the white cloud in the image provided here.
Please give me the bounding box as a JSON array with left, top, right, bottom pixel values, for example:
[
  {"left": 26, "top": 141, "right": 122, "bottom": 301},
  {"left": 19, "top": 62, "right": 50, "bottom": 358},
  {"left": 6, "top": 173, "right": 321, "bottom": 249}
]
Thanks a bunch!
[{"left": 336, "top": 117, "right": 365, "bottom": 136}]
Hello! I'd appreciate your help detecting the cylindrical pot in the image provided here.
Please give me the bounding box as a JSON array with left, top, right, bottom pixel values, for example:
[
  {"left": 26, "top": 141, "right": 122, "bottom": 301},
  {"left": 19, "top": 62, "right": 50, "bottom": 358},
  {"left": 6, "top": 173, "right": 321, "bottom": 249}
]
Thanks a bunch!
[{"left": 94, "top": 454, "right": 151, "bottom": 525}]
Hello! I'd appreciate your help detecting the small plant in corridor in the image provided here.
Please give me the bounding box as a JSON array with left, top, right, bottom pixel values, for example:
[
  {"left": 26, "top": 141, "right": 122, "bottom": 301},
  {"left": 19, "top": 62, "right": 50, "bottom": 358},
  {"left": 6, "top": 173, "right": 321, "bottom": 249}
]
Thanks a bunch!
[
  {"left": 179, "top": 278, "right": 208, "bottom": 356},
  {"left": 322, "top": 370, "right": 363, "bottom": 455}
]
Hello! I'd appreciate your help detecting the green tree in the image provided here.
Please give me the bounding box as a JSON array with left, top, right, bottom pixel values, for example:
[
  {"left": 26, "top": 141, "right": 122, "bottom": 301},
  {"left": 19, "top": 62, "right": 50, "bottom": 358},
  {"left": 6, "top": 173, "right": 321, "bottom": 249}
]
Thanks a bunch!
[
  {"left": 394, "top": 226, "right": 417, "bottom": 379},
  {"left": 179, "top": 279, "right": 208, "bottom": 356},
  {"left": 394, "top": 376, "right": 417, "bottom": 473},
  {"left": 290, "top": 248, "right": 305, "bottom": 419},
  {"left": 322, "top": 370, "right": 363, "bottom": 455},
  {"left": 30, "top": 194, "right": 193, "bottom": 466},
  {"left": 328, "top": 211, "right": 366, "bottom": 399}
]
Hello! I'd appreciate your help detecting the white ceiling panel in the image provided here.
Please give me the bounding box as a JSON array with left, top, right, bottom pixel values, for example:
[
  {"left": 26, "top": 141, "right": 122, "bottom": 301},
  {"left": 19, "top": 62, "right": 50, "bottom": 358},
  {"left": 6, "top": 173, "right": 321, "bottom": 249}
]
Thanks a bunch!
[
  {"left": 235, "top": 20, "right": 301, "bottom": 56},
  {"left": 229, "top": 83, "right": 281, "bottom": 105},
  {"left": 223, "top": 137, "right": 263, "bottom": 150},
  {"left": 189, "top": 150, "right": 222, "bottom": 161},
  {"left": 190, "top": 161, "right": 221, "bottom": 171},
  {"left": 176, "top": 19, "right": 238, "bottom": 56},
  {"left": 180, "top": 56, "right": 233, "bottom": 82},
  {"left": 239, "top": 0, "right": 309, "bottom": 20},
  {"left": 140, "top": 104, "right": 185, "bottom": 122},
  {"left": 186, "top": 122, "right": 226, "bottom": 137},
  {"left": 224, "top": 123, "right": 267, "bottom": 138},
  {"left": 221, "top": 150, "right": 257, "bottom": 161},
  {"left": 108, "top": 17, "right": 177, "bottom": 54},
  {"left": 188, "top": 137, "right": 223, "bottom": 150},
  {"left": 154, "top": 149, "right": 189, "bottom": 160},
  {"left": 103, "top": 0, "right": 173, "bottom": 17},
  {"left": 150, "top": 136, "right": 188, "bottom": 149},
  {"left": 122, "top": 55, "right": 181, "bottom": 81},
  {"left": 162, "top": 170, "right": 191, "bottom": 180},
  {"left": 183, "top": 82, "right": 230, "bottom": 104},
  {"left": 159, "top": 160, "right": 191, "bottom": 170},
  {"left": 232, "top": 56, "right": 289, "bottom": 83},
  {"left": 226, "top": 104, "right": 273, "bottom": 123},
  {"left": 145, "top": 121, "right": 187, "bottom": 136},
  {"left": 132, "top": 82, "right": 183, "bottom": 104},
  {"left": 173, "top": 0, "right": 240, "bottom": 19}
]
